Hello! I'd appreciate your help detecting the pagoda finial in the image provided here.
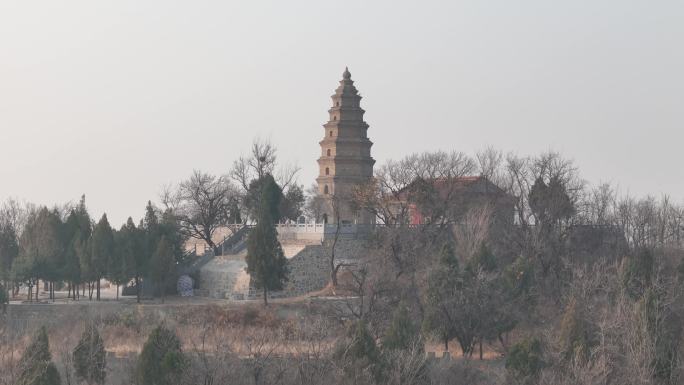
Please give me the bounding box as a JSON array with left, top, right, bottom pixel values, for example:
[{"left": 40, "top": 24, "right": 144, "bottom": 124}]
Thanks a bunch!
[{"left": 343, "top": 66, "right": 351, "bottom": 80}]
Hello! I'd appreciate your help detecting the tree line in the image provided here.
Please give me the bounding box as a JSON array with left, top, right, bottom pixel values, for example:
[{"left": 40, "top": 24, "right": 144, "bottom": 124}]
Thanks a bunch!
[
  {"left": 0, "top": 197, "right": 183, "bottom": 303},
  {"left": 0, "top": 138, "right": 304, "bottom": 304}
]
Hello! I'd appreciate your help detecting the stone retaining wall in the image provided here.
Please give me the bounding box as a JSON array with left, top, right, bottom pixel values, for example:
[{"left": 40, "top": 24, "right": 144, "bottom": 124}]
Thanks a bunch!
[
  {"left": 254, "top": 239, "right": 371, "bottom": 299},
  {"left": 197, "top": 238, "right": 371, "bottom": 300},
  {"left": 198, "top": 252, "right": 250, "bottom": 300}
]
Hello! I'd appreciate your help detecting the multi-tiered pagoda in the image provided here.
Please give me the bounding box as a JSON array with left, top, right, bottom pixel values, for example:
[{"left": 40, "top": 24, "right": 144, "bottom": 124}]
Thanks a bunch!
[{"left": 316, "top": 67, "right": 375, "bottom": 224}]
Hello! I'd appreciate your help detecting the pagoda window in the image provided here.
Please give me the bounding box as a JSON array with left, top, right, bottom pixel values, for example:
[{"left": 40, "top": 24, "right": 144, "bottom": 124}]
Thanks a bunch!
[
  {"left": 325, "top": 167, "right": 330, "bottom": 175},
  {"left": 329, "top": 130, "right": 333, "bottom": 137},
  {"left": 324, "top": 185, "right": 329, "bottom": 194},
  {"left": 327, "top": 149, "right": 331, "bottom": 156}
]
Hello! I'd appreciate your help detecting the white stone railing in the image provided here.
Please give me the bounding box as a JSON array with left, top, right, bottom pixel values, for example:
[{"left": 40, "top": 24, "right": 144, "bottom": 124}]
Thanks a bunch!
[{"left": 275, "top": 223, "right": 326, "bottom": 233}]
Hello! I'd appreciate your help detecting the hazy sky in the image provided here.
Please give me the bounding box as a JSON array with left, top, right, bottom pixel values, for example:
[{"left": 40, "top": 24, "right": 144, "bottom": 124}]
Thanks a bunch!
[{"left": 1, "top": 0, "right": 682, "bottom": 225}]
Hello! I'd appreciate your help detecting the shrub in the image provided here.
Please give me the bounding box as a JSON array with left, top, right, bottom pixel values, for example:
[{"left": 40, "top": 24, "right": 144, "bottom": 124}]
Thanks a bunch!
[
  {"left": 638, "top": 288, "right": 682, "bottom": 383},
  {"left": 382, "top": 303, "right": 422, "bottom": 352},
  {"left": 621, "top": 248, "right": 654, "bottom": 299},
  {"left": 558, "top": 298, "right": 596, "bottom": 363},
  {"left": 335, "top": 320, "right": 383, "bottom": 383},
  {"left": 505, "top": 338, "right": 544, "bottom": 384},
  {"left": 136, "top": 325, "right": 186, "bottom": 385},
  {"left": 73, "top": 324, "right": 106, "bottom": 385},
  {"left": 17, "top": 326, "right": 61, "bottom": 385}
]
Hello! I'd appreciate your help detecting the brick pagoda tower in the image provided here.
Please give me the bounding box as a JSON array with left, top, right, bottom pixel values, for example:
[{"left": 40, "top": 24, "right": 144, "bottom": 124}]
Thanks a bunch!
[{"left": 316, "top": 67, "right": 375, "bottom": 224}]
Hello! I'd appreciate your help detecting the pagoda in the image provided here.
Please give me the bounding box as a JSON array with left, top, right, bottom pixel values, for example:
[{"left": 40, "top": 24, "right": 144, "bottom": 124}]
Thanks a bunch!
[{"left": 316, "top": 67, "right": 375, "bottom": 224}]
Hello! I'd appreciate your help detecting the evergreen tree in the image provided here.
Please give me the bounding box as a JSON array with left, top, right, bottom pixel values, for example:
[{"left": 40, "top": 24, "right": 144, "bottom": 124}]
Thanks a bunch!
[
  {"left": 17, "top": 326, "right": 61, "bottom": 385},
  {"left": 334, "top": 320, "right": 383, "bottom": 383},
  {"left": 137, "top": 201, "right": 160, "bottom": 302},
  {"left": 118, "top": 218, "right": 141, "bottom": 300},
  {"left": 438, "top": 241, "right": 458, "bottom": 270},
  {"left": 622, "top": 248, "right": 654, "bottom": 300},
  {"left": 0, "top": 282, "right": 8, "bottom": 313},
  {"left": 280, "top": 184, "right": 305, "bottom": 222},
  {"left": 151, "top": 236, "right": 175, "bottom": 304},
  {"left": 245, "top": 175, "right": 288, "bottom": 305},
  {"left": 159, "top": 209, "right": 185, "bottom": 264},
  {"left": 76, "top": 231, "right": 94, "bottom": 300},
  {"left": 505, "top": 338, "right": 544, "bottom": 385},
  {"left": 124, "top": 216, "right": 146, "bottom": 303},
  {"left": 14, "top": 208, "right": 63, "bottom": 302},
  {"left": 243, "top": 175, "right": 285, "bottom": 223},
  {"left": 423, "top": 242, "right": 459, "bottom": 351},
  {"left": 425, "top": 241, "right": 500, "bottom": 357},
  {"left": 43, "top": 209, "right": 65, "bottom": 301},
  {"left": 72, "top": 324, "right": 106, "bottom": 385},
  {"left": 91, "top": 214, "right": 114, "bottom": 301},
  {"left": 107, "top": 228, "right": 130, "bottom": 300},
  {"left": 136, "top": 325, "right": 185, "bottom": 385},
  {"left": 469, "top": 243, "right": 497, "bottom": 272},
  {"left": 0, "top": 222, "right": 18, "bottom": 283},
  {"left": 382, "top": 302, "right": 422, "bottom": 352},
  {"left": 62, "top": 211, "right": 83, "bottom": 300},
  {"left": 558, "top": 298, "right": 596, "bottom": 363},
  {"left": 72, "top": 198, "right": 93, "bottom": 300}
]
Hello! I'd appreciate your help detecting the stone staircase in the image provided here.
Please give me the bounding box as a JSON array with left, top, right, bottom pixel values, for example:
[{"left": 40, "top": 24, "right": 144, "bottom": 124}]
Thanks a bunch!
[{"left": 216, "top": 226, "right": 252, "bottom": 256}]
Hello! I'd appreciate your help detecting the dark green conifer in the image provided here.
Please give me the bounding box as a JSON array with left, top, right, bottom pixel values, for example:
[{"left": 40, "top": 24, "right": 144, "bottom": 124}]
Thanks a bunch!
[
  {"left": 382, "top": 303, "right": 422, "bottom": 351},
  {"left": 17, "top": 326, "right": 61, "bottom": 385},
  {"left": 136, "top": 325, "right": 185, "bottom": 385},
  {"left": 246, "top": 175, "right": 288, "bottom": 306},
  {"left": 73, "top": 324, "right": 106, "bottom": 385},
  {"left": 151, "top": 236, "right": 175, "bottom": 303},
  {"left": 91, "top": 214, "right": 114, "bottom": 301}
]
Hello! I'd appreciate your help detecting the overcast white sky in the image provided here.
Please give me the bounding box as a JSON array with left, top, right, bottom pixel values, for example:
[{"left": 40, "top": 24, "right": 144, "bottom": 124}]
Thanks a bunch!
[{"left": 0, "top": 0, "right": 682, "bottom": 225}]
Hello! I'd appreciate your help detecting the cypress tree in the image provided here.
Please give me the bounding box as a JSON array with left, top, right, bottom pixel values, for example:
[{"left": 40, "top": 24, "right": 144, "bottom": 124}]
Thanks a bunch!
[
  {"left": 423, "top": 242, "right": 460, "bottom": 352},
  {"left": 245, "top": 175, "right": 288, "bottom": 306},
  {"left": 91, "top": 214, "right": 114, "bottom": 301},
  {"left": 62, "top": 211, "right": 82, "bottom": 300},
  {"left": 73, "top": 324, "right": 106, "bottom": 385},
  {"left": 335, "top": 320, "right": 383, "bottom": 383},
  {"left": 137, "top": 202, "right": 160, "bottom": 302},
  {"left": 17, "top": 326, "right": 61, "bottom": 385},
  {"left": 136, "top": 325, "right": 185, "bottom": 385},
  {"left": 14, "top": 208, "right": 62, "bottom": 302},
  {"left": 505, "top": 338, "right": 544, "bottom": 384},
  {"left": 0, "top": 282, "right": 8, "bottom": 313},
  {"left": 0, "top": 222, "right": 18, "bottom": 285},
  {"left": 118, "top": 218, "right": 141, "bottom": 300},
  {"left": 151, "top": 236, "right": 175, "bottom": 304},
  {"left": 382, "top": 302, "right": 421, "bottom": 352}
]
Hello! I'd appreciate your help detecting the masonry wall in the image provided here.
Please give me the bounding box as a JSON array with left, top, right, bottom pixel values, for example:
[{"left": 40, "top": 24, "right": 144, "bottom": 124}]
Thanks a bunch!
[{"left": 253, "top": 239, "right": 370, "bottom": 299}]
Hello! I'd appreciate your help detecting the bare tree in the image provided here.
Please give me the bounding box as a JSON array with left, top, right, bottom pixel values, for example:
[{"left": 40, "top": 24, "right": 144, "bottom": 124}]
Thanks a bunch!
[
  {"left": 231, "top": 138, "right": 300, "bottom": 193},
  {"left": 352, "top": 150, "right": 477, "bottom": 226},
  {"left": 382, "top": 337, "right": 429, "bottom": 385},
  {"left": 183, "top": 322, "right": 244, "bottom": 385},
  {"left": 163, "top": 170, "right": 239, "bottom": 251},
  {"left": 239, "top": 326, "right": 285, "bottom": 385},
  {"left": 0, "top": 198, "right": 33, "bottom": 237},
  {"left": 452, "top": 204, "right": 493, "bottom": 262}
]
